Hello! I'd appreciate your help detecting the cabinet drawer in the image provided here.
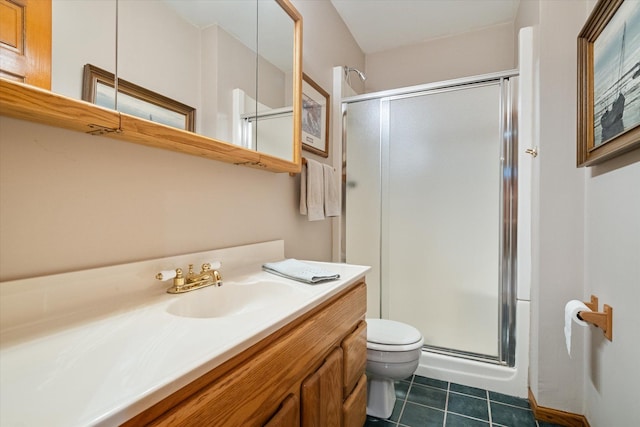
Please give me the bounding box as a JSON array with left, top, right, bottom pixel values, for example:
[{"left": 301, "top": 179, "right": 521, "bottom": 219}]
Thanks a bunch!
[
  {"left": 342, "top": 320, "right": 367, "bottom": 397},
  {"left": 342, "top": 374, "right": 367, "bottom": 427}
]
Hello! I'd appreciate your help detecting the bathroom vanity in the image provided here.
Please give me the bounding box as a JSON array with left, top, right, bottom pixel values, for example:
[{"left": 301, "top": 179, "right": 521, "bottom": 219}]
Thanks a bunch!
[{"left": 0, "top": 241, "right": 369, "bottom": 426}]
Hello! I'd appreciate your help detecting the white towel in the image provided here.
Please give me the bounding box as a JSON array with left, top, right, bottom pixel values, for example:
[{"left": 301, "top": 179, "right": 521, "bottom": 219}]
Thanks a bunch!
[
  {"left": 299, "top": 163, "right": 308, "bottom": 215},
  {"left": 263, "top": 259, "right": 340, "bottom": 284},
  {"left": 300, "top": 159, "right": 325, "bottom": 221},
  {"left": 323, "top": 164, "right": 340, "bottom": 217}
]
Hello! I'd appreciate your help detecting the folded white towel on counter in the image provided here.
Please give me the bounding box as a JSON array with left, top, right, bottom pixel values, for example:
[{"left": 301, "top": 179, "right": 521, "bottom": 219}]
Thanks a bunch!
[
  {"left": 299, "top": 158, "right": 325, "bottom": 221},
  {"left": 262, "top": 259, "right": 340, "bottom": 284},
  {"left": 323, "top": 164, "right": 341, "bottom": 217}
]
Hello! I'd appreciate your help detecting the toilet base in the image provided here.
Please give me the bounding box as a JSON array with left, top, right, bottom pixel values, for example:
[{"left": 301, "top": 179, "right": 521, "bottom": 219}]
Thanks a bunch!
[{"left": 366, "top": 377, "right": 396, "bottom": 419}]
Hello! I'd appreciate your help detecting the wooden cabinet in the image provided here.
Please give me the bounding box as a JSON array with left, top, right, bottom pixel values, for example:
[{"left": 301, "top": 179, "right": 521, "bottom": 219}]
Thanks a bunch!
[
  {"left": 264, "top": 394, "right": 299, "bottom": 427},
  {"left": 0, "top": 0, "right": 51, "bottom": 89},
  {"left": 300, "top": 324, "right": 367, "bottom": 427},
  {"left": 123, "top": 280, "right": 367, "bottom": 427},
  {"left": 301, "top": 348, "right": 343, "bottom": 427},
  {"left": 342, "top": 321, "right": 367, "bottom": 397},
  {"left": 343, "top": 375, "right": 367, "bottom": 427}
]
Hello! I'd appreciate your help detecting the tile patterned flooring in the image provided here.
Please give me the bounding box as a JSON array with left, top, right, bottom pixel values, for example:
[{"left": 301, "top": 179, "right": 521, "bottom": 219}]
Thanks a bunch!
[{"left": 365, "top": 375, "right": 565, "bottom": 427}]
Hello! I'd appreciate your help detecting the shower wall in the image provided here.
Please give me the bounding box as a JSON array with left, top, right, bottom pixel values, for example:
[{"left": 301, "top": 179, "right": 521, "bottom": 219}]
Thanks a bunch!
[{"left": 344, "top": 73, "right": 517, "bottom": 360}]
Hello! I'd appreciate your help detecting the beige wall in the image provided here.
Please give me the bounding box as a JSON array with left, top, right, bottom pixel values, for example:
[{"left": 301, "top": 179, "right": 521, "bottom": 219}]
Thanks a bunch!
[
  {"left": 293, "top": 0, "right": 365, "bottom": 105},
  {"left": 579, "top": 2, "right": 640, "bottom": 425},
  {"left": 528, "top": 0, "right": 588, "bottom": 414},
  {"left": 0, "top": 0, "right": 364, "bottom": 281},
  {"left": 584, "top": 152, "right": 640, "bottom": 426},
  {"left": 520, "top": 1, "right": 640, "bottom": 424},
  {"left": 51, "top": 0, "right": 116, "bottom": 99},
  {"left": 364, "top": 22, "right": 516, "bottom": 92}
]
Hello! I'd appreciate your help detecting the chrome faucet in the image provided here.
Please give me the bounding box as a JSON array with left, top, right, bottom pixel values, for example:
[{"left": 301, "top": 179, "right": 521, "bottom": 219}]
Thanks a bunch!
[{"left": 156, "top": 262, "right": 222, "bottom": 294}]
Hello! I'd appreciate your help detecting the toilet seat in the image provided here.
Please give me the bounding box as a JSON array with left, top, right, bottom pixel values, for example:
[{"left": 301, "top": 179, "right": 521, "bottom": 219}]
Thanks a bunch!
[{"left": 366, "top": 318, "right": 424, "bottom": 352}]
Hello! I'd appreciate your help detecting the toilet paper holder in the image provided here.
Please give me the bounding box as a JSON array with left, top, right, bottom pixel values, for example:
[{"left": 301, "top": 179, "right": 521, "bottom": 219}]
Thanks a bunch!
[{"left": 578, "top": 295, "right": 613, "bottom": 341}]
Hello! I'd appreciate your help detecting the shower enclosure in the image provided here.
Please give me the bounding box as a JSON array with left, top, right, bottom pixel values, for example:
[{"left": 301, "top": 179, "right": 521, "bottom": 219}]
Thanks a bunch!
[{"left": 343, "top": 71, "right": 518, "bottom": 366}]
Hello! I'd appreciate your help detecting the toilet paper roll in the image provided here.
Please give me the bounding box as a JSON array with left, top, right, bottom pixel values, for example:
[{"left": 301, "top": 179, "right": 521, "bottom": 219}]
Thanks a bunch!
[{"left": 564, "top": 300, "right": 590, "bottom": 356}]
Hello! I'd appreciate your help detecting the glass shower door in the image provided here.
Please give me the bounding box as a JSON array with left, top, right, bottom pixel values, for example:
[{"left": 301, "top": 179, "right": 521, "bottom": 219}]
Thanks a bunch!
[
  {"left": 344, "top": 77, "right": 516, "bottom": 362},
  {"left": 382, "top": 83, "right": 503, "bottom": 357}
]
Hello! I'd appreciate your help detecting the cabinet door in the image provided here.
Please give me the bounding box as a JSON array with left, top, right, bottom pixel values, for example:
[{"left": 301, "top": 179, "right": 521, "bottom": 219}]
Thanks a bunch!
[
  {"left": 341, "top": 321, "right": 367, "bottom": 397},
  {"left": 0, "top": 0, "right": 51, "bottom": 88},
  {"left": 264, "top": 394, "right": 299, "bottom": 427},
  {"left": 301, "top": 348, "right": 343, "bottom": 427},
  {"left": 343, "top": 375, "right": 367, "bottom": 427}
]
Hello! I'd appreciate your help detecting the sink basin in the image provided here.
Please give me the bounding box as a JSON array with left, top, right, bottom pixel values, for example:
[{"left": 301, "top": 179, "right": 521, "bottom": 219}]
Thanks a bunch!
[{"left": 166, "top": 281, "right": 296, "bottom": 319}]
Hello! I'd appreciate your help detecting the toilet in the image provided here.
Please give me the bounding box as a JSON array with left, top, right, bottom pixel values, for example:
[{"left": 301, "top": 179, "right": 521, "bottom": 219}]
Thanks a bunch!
[{"left": 366, "top": 318, "right": 424, "bottom": 419}]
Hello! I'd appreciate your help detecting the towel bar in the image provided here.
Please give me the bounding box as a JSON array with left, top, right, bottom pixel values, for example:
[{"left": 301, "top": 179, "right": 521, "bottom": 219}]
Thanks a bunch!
[
  {"left": 290, "top": 157, "right": 336, "bottom": 177},
  {"left": 578, "top": 295, "right": 613, "bottom": 341}
]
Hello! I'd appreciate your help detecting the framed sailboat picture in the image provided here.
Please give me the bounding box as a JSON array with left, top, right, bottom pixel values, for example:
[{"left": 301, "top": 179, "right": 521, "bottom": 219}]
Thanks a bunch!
[{"left": 577, "top": 0, "right": 640, "bottom": 166}]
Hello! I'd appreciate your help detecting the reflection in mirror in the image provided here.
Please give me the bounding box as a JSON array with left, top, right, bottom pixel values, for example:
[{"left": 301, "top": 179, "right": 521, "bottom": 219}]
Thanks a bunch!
[
  {"left": 254, "top": 0, "right": 295, "bottom": 161},
  {"left": 51, "top": 0, "right": 116, "bottom": 99},
  {"left": 115, "top": 0, "right": 297, "bottom": 162},
  {"left": 1, "top": 0, "right": 301, "bottom": 172},
  {"left": 82, "top": 64, "right": 196, "bottom": 131},
  {"left": 118, "top": 0, "right": 236, "bottom": 138}
]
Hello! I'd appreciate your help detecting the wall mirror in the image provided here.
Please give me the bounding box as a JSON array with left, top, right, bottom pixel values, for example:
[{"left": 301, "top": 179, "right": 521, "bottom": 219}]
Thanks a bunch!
[{"left": 0, "top": 0, "right": 302, "bottom": 172}]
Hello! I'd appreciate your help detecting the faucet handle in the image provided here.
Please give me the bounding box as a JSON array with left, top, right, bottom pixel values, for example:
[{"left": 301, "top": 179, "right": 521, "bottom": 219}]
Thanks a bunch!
[
  {"left": 202, "top": 261, "right": 222, "bottom": 270},
  {"left": 202, "top": 261, "right": 221, "bottom": 271},
  {"left": 156, "top": 268, "right": 182, "bottom": 281},
  {"left": 200, "top": 261, "right": 223, "bottom": 286}
]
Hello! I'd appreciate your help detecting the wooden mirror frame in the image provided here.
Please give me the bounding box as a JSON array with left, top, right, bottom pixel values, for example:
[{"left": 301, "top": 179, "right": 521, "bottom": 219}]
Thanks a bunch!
[{"left": 0, "top": 0, "right": 302, "bottom": 173}]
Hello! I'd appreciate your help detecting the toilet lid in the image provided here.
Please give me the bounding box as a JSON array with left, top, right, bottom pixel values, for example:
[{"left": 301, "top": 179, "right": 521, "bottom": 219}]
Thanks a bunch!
[{"left": 367, "top": 318, "right": 422, "bottom": 346}]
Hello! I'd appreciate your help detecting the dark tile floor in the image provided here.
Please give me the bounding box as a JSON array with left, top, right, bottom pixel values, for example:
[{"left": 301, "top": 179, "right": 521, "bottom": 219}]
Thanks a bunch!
[{"left": 365, "top": 375, "right": 564, "bottom": 427}]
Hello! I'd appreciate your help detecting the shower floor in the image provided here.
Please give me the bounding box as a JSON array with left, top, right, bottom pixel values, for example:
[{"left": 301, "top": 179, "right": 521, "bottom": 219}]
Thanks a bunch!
[{"left": 365, "top": 374, "right": 563, "bottom": 427}]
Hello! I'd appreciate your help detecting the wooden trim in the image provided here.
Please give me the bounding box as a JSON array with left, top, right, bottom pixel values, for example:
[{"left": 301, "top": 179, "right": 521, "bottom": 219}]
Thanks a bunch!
[
  {"left": 277, "top": 0, "right": 303, "bottom": 172},
  {"left": 528, "top": 388, "right": 591, "bottom": 427},
  {"left": 0, "top": 78, "right": 119, "bottom": 132}
]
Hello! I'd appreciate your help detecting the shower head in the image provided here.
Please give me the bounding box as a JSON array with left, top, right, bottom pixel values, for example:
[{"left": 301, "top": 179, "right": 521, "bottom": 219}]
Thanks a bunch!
[{"left": 344, "top": 66, "right": 366, "bottom": 82}]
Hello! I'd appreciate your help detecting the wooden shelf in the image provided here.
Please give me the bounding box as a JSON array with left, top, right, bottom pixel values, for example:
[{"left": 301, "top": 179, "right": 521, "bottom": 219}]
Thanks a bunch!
[{"left": 1, "top": 79, "right": 302, "bottom": 173}]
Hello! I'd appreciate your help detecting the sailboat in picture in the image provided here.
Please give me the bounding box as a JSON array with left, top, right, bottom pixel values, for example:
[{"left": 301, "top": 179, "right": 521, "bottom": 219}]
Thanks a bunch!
[{"left": 600, "top": 22, "right": 627, "bottom": 143}]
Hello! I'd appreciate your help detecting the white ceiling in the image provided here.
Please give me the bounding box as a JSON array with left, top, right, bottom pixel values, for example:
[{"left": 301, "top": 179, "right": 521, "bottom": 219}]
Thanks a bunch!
[{"left": 330, "top": 0, "right": 521, "bottom": 54}]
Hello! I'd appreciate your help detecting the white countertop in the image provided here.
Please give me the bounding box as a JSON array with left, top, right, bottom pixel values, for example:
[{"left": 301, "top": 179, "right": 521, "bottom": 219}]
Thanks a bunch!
[{"left": 0, "top": 241, "right": 369, "bottom": 427}]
